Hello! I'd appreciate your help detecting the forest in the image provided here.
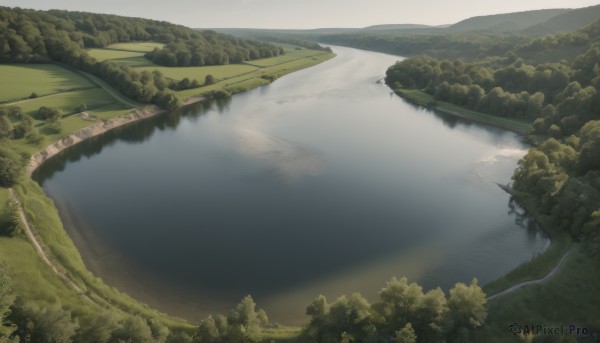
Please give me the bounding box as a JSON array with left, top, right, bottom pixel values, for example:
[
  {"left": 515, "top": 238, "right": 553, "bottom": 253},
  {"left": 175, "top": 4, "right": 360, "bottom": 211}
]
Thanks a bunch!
[
  {"left": 0, "top": 6, "right": 282, "bottom": 107},
  {"left": 385, "top": 19, "right": 600, "bottom": 247}
]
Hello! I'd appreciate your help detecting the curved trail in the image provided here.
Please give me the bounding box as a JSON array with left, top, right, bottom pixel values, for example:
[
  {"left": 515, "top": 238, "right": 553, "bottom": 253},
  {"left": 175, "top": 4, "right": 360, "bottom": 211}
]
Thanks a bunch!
[
  {"left": 8, "top": 188, "right": 89, "bottom": 299},
  {"left": 486, "top": 249, "right": 571, "bottom": 301},
  {"left": 474, "top": 171, "right": 571, "bottom": 301}
]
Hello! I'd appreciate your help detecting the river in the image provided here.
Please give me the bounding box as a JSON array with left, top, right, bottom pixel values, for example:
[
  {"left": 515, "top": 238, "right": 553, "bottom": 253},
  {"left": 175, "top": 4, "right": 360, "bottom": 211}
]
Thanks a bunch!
[{"left": 34, "top": 46, "right": 549, "bottom": 324}]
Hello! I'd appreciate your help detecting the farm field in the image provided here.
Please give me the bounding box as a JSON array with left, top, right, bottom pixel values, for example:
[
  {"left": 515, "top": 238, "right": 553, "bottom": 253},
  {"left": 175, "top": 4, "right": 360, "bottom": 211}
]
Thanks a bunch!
[{"left": 0, "top": 64, "right": 95, "bottom": 103}]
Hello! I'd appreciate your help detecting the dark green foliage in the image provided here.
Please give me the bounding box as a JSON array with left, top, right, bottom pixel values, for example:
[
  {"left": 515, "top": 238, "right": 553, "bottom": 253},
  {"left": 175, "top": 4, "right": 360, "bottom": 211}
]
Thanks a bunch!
[
  {"left": 10, "top": 302, "right": 79, "bottom": 343},
  {"left": 0, "top": 264, "right": 17, "bottom": 341},
  {"left": 79, "top": 311, "right": 119, "bottom": 343},
  {"left": 304, "top": 277, "right": 485, "bottom": 343},
  {"left": 37, "top": 106, "right": 61, "bottom": 122},
  {"left": 0, "top": 6, "right": 281, "bottom": 108},
  {"left": 0, "top": 147, "right": 22, "bottom": 187},
  {"left": 145, "top": 31, "right": 281, "bottom": 67},
  {"left": 204, "top": 74, "right": 215, "bottom": 86},
  {"left": 115, "top": 316, "right": 154, "bottom": 343},
  {"left": 194, "top": 295, "right": 268, "bottom": 343},
  {"left": 0, "top": 117, "right": 13, "bottom": 140}
]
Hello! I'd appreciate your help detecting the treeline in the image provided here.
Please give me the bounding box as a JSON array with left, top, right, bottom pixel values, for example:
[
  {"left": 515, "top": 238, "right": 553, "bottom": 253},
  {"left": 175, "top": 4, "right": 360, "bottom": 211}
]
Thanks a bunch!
[
  {"left": 145, "top": 31, "right": 283, "bottom": 67},
  {"left": 385, "top": 20, "right": 600, "bottom": 244},
  {"left": 0, "top": 262, "right": 272, "bottom": 343},
  {"left": 321, "top": 32, "right": 529, "bottom": 61},
  {"left": 302, "top": 277, "right": 487, "bottom": 343},
  {"left": 0, "top": 6, "right": 282, "bottom": 108},
  {"left": 252, "top": 34, "right": 333, "bottom": 52}
]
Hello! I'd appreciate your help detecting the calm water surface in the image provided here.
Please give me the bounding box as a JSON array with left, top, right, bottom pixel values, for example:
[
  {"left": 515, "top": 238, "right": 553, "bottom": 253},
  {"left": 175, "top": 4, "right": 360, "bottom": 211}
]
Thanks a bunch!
[{"left": 35, "top": 46, "right": 549, "bottom": 324}]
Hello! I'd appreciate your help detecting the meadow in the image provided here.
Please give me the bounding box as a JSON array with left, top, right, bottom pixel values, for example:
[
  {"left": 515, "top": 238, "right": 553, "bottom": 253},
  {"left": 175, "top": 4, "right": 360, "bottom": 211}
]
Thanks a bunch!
[
  {"left": 86, "top": 42, "right": 335, "bottom": 99},
  {"left": 0, "top": 64, "right": 95, "bottom": 103}
]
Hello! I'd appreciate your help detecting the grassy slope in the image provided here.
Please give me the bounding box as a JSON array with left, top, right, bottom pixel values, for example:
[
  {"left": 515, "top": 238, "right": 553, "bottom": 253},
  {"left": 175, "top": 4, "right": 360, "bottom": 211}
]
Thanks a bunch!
[
  {"left": 0, "top": 64, "right": 95, "bottom": 103},
  {"left": 0, "top": 42, "right": 335, "bottom": 335}
]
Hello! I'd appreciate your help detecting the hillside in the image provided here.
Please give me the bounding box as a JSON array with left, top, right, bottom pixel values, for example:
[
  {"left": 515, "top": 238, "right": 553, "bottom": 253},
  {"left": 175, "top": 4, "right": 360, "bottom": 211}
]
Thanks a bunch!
[
  {"left": 363, "top": 23, "right": 434, "bottom": 30},
  {"left": 447, "top": 8, "right": 571, "bottom": 32},
  {"left": 521, "top": 4, "right": 600, "bottom": 36}
]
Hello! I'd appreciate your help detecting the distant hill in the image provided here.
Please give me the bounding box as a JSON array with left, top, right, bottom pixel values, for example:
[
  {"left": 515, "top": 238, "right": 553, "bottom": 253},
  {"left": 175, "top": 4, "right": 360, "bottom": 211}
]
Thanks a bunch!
[
  {"left": 447, "top": 8, "right": 571, "bottom": 32},
  {"left": 521, "top": 4, "right": 600, "bottom": 36},
  {"left": 363, "top": 24, "right": 434, "bottom": 31}
]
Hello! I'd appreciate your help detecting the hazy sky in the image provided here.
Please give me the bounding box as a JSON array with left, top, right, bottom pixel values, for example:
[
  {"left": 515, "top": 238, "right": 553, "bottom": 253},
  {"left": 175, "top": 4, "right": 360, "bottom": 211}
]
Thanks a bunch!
[{"left": 2, "top": 0, "right": 599, "bottom": 29}]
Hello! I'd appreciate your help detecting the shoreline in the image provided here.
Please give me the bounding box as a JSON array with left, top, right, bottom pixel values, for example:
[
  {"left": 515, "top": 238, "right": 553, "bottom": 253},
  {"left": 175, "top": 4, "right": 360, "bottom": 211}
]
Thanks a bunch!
[
  {"left": 391, "top": 87, "right": 532, "bottom": 136},
  {"left": 26, "top": 96, "right": 205, "bottom": 176},
  {"left": 387, "top": 84, "right": 573, "bottom": 298}
]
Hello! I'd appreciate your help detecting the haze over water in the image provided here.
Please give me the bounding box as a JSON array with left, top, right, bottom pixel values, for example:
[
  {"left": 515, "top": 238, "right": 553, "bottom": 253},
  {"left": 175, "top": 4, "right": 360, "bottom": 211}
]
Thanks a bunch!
[{"left": 35, "top": 46, "right": 549, "bottom": 324}]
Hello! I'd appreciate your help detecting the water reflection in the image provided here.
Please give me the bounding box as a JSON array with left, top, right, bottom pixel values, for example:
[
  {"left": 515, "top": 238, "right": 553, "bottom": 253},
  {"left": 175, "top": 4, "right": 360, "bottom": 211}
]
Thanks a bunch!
[{"left": 35, "top": 46, "right": 548, "bottom": 324}]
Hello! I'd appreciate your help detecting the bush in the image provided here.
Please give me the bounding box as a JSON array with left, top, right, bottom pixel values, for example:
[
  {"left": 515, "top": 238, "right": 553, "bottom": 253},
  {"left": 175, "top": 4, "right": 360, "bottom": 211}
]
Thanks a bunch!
[
  {"left": 25, "top": 130, "right": 44, "bottom": 145},
  {"left": 0, "top": 147, "right": 23, "bottom": 187}
]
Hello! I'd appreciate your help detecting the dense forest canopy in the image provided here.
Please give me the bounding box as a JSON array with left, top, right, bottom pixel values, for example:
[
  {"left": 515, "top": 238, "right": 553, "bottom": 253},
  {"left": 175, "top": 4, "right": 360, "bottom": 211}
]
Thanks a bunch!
[
  {"left": 385, "top": 19, "right": 600, "bottom": 246},
  {"left": 0, "top": 6, "right": 282, "bottom": 107}
]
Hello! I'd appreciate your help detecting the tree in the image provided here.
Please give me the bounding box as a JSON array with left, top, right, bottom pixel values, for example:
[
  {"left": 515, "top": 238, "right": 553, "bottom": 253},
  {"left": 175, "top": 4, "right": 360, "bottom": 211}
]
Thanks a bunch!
[
  {"left": 374, "top": 277, "right": 423, "bottom": 335},
  {"left": 305, "top": 295, "right": 330, "bottom": 342},
  {"left": 446, "top": 279, "right": 487, "bottom": 329},
  {"left": 195, "top": 315, "right": 223, "bottom": 343},
  {"left": 577, "top": 120, "right": 600, "bottom": 172},
  {"left": 12, "top": 303, "right": 79, "bottom": 343},
  {"left": 204, "top": 74, "right": 216, "bottom": 85},
  {"left": 81, "top": 311, "right": 119, "bottom": 343},
  {"left": 0, "top": 147, "right": 23, "bottom": 187},
  {"left": 115, "top": 316, "right": 154, "bottom": 343},
  {"left": 226, "top": 295, "right": 264, "bottom": 343},
  {"left": 393, "top": 323, "right": 417, "bottom": 343},
  {"left": 0, "top": 265, "right": 17, "bottom": 341},
  {"left": 327, "top": 293, "right": 376, "bottom": 342}
]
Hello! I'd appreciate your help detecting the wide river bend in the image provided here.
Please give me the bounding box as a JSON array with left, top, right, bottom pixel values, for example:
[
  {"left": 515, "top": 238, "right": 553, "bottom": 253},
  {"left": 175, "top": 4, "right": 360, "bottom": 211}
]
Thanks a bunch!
[{"left": 34, "top": 46, "right": 548, "bottom": 324}]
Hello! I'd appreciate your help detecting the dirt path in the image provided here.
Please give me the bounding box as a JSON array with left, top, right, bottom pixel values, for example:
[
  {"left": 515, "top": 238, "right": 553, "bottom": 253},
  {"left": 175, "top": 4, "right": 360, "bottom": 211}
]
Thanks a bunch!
[
  {"left": 8, "top": 188, "right": 86, "bottom": 295},
  {"left": 486, "top": 249, "right": 571, "bottom": 301}
]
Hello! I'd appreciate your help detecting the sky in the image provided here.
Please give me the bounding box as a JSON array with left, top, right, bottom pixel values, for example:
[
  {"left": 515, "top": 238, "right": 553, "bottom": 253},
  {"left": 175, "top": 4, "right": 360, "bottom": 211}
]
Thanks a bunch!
[{"left": 2, "top": 0, "right": 599, "bottom": 29}]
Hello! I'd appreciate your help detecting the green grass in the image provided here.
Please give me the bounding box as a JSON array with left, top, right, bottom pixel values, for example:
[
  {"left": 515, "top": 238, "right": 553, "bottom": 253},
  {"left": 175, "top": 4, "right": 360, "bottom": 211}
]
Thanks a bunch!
[
  {"left": 0, "top": 179, "right": 192, "bottom": 329},
  {"left": 13, "top": 88, "right": 119, "bottom": 117},
  {"left": 111, "top": 56, "right": 259, "bottom": 81},
  {"left": 0, "top": 64, "right": 95, "bottom": 103},
  {"left": 245, "top": 48, "right": 329, "bottom": 67},
  {"left": 475, "top": 245, "right": 600, "bottom": 342},
  {"left": 393, "top": 88, "right": 533, "bottom": 135},
  {"left": 105, "top": 42, "right": 165, "bottom": 52},
  {"left": 87, "top": 48, "right": 145, "bottom": 61}
]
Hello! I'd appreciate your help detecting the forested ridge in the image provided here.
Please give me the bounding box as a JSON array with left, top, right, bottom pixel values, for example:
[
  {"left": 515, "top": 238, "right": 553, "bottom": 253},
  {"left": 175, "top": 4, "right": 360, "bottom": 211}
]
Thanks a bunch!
[
  {"left": 317, "top": 5, "right": 600, "bottom": 62},
  {"left": 385, "top": 19, "right": 600, "bottom": 246},
  {"left": 0, "top": 6, "right": 282, "bottom": 108}
]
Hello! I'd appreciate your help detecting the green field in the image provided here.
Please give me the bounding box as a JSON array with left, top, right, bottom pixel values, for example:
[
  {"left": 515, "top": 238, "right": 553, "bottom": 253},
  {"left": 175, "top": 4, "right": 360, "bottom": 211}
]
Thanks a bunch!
[
  {"left": 105, "top": 42, "right": 165, "bottom": 52},
  {"left": 245, "top": 47, "right": 330, "bottom": 67},
  {"left": 87, "top": 48, "right": 145, "bottom": 61},
  {"left": 14, "top": 88, "right": 120, "bottom": 116},
  {"left": 0, "top": 64, "right": 95, "bottom": 103},
  {"left": 84, "top": 42, "right": 335, "bottom": 101}
]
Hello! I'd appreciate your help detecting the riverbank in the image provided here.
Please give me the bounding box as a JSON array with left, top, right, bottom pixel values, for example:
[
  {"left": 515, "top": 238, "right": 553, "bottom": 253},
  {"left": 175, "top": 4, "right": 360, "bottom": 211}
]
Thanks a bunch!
[
  {"left": 0, "top": 50, "right": 335, "bottom": 333},
  {"left": 388, "top": 85, "right": 576, "bottom": 298},
  {"left": 391, "top": 87, "right": 533, "bottom": 136},
  {"left": 26, "top": 98, "right": 203, "bottom": 175}
]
